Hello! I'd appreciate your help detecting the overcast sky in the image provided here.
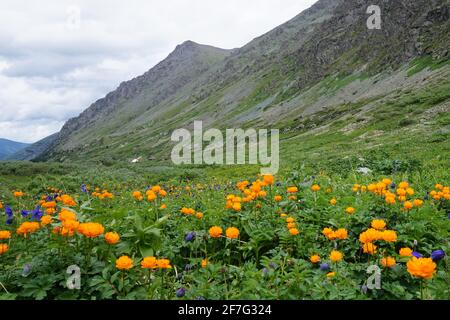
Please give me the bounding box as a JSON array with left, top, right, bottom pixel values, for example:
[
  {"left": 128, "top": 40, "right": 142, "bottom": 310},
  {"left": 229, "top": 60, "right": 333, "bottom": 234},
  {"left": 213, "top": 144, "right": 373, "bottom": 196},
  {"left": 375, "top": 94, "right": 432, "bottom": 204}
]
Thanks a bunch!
[{"left": 0, "top": 0, "right": 316, "bottom": 143}]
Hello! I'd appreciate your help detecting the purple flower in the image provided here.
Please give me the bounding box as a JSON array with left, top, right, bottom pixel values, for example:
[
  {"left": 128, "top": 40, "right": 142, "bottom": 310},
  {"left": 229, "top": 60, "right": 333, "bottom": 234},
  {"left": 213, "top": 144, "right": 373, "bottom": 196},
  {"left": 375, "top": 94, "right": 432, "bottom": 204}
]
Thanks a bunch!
[
  {"left": 21, "top": 210, "right": 31, "bottom": 218},
  {"left": 431, "top": 250, "right": 445, "bottom": 262},
  {"left": 412, "top": 252, "right": 423, "bottom": 258},
  {"left": 176, "top": 288, "right": 186, "bottom": 298},
  {"left": 31, "top": 206, "right": 43, "bottom": 221},
  {"left": 46, "top": 195, "right": 53, "bottom": 202},
  {"left": 261, "top": 268, "right": 269, "bottom": 277},
  {"left": 22, "top": 264, "right": 32, "bottom": 277},
  {"left": 5, "top": 206, "right": 13, "bottom": 225},
  {"left": 81, "top": 184, "right": 88, "bottom": 193},
  {"left": 185, "top": 232, "right": 196, "bottom": 242},
  {"left": 320, "top": 263, "right": 330, "bottom": 271}
]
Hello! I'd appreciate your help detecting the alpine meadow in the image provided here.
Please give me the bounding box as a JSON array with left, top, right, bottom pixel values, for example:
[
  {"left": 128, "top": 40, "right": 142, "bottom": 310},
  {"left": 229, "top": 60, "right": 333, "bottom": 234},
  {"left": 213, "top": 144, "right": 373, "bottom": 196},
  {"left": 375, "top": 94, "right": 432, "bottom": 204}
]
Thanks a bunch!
[{"left": 0, "top": 0, "right": 449, "bottom": 301}]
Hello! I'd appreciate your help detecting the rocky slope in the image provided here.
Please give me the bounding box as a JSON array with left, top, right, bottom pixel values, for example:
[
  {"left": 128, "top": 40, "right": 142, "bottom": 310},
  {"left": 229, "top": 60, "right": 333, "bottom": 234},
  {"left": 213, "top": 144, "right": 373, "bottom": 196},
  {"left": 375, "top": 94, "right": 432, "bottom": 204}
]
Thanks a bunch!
[{"left": 23, "top": 0, "right": 449, "bottom": 163}]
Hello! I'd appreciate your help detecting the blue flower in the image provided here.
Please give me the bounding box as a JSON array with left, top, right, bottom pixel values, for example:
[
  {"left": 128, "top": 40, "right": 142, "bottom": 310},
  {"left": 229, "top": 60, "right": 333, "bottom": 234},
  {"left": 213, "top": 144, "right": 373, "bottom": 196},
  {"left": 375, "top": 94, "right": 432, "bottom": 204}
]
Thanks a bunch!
[
  {"left": 22, "top": 264, "right": 32, "bottom": 277},
  {"left": 21, "top": 210, "right": 31, "bottom": 218},
  {"left": 185, "top": 232, "right": 196, "bottom": 242},
  {"left": 176, "top": 288, "right": 186, "bottom": 298},
  {"left": 431, "top": 250, "right": 445, "bottom": 262},
  {"left": 320, "top": 263, "right": 330, "bottom": 271},
  {"left": 46, "top": 195, "right": 53, "bottom": 202},
  {"left": 31, "top": 206, "right": 43, "bottom": 221},
  {"left": 81, "top": 184, "right": 88, "bottom": 193},
  {"left": 5, "top": 206, "right": 13, "bottom": 225},
  {"left": 412, "top": 252, "right": 423, "bottom": 258}
]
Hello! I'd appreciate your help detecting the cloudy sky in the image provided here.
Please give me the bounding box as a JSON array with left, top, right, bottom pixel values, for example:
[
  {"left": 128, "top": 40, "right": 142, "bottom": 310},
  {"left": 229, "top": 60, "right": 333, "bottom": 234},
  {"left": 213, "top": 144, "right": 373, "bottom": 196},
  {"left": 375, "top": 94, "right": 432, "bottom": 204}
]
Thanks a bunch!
[{"left": 0, "top": 0, "right": 316, "bottom": 143}]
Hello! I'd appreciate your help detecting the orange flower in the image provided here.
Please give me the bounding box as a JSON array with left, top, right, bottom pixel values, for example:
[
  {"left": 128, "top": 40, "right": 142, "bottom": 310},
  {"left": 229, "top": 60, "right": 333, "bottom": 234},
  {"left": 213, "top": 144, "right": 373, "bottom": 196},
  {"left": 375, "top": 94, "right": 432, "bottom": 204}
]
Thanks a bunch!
[
  {"left": 287, "top": 222, "right": 296, "bottom": 229},
  {"left": 403, "top": 201, "right": 413, "bottom": 210},
  {"left": 225, "top": 227, "right": 240, "bottom": 239},
  {"left": 412, "top": 199, "right": 423, "bottom": 207},
  {"left": 105, "top": 232, "right": 120, "bottom": 245},
  {"left": 141, "top": 256, "right": 157, "bottom": 269},
  {"left": 363, "top": 242, "right": 377, "bottom": 254},
  {"left": 17, "top": 222, "right": 40, "bottom": 237},
  {"left": 160, "top": 204, "right": 167, "bottom": 210},
  {"left": 133, "top": 191, "right": 143, "bottom": 201},
  {"left": 274, "top": 195, "right": 282, "bottom": 202},
  {"left": 59, "top": 209, "right": 77, "bottom": 222},
  {"left": 329, "top": 198, "right": 337, "bottom": 205},
  {"left": 289, "top": 228, "right": 299, "bottom": 236},
  {"left": 326, "top": 272, "right": 336, "bottom": 278},
  {"left": 311, "top": 184, "right": 321, "bottom": 192},
  {"left": 262, "top": 174, "right": 274, "bottom": 185},
  {"left": 334, "top": 228, "right": 348, "bottom": 240},
  {"left": 209, "top": 226, "right": 223, "bottom": 238},
  {"left": 381, "top": 256, "right": 396, "bottom": 268},
  {"left": 196, "top": 212, "right": 204, "bottom": 219},
  {"left": 201, "top": 259, "right": 208, "bottom": 268},
  {"left": 381, "top": 230, "right": 397, "bottom": 242},
  {"left": 330, "top": 250, "right": 343, "bottom": 262},
  {"left": 156, "top": 259, "right": 172, "bottom": 269},
  {"left": 0, "top": 201, "right": 3, "bottom": 209},
  {"left": 371, "top": 219, "right": 386, "bottom": 230},
  {"left": 116, "top": 256, "right": 133, "bottom": 270},
  {"left": 345, "top": 207, "right": 355, "bottom": 214},
  {"left": 146, "top": 191, "right": 157, "bottom": 201},
  {"left": 399, "top": 247, "right": 413, "bottom": 257},
  {"left": 78, "top": 222, "right": 104, "bottom": 238},
  {"left": 287, "top": 186, "right": 298, "bottom": 193},
  {"left": 60, "top": 194, "right": 77, "bottom": 206},
  {"left": 310, "top": 255, "right": 321, "bottom": 263},
  {"left": 13, "top": 191, "right": 24, "bottom": 197},
  {"left": 0, "top": 243, "right": 9, "bottom": 255},
  {"left": 0, "top": 230, "right": 12, "bottom": 239},
  {"left": 232, "top": 202, "right": 241, "bottom": 212},
  {"left": 407, "top": 257, "right": 436, "bottom": 279}
]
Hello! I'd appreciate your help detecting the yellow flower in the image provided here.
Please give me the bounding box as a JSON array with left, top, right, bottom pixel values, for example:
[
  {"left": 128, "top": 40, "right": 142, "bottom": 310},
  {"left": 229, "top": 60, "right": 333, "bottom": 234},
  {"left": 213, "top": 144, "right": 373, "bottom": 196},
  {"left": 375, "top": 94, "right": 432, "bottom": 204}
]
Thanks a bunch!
[
  {"left": 287, "top": 186, "right": 298, "bottom": 193},
  {"left": 330, "top": 250, "right": 343, "bottom": 262},
  {"left": 116, "top": 256, "right": 133, "bottom": 270},
  {"left": 403, "top": 201, "right": 413, "bottom": 210},
  {"left": 0, "top": 230, "right": 12, "bottom": 239},
  {"left": 156, "top": 259, "right": 172, "bottom": 269},
  {"left": 311, "top": 184, "right": 321, "bottom": 192},
  {"left": 407, "top": 257, "right": 436, "bottom": 279},
  {"left": 78, "top": 222, "right": 104, "bottom": 238},
  {"left": 326, "top": 272, "right": 336, "bottom": 278},
  {"left": 0, "top": 243, "right": 9, "bottom": 255},
  {"left": 226, "top": 227, "right": 240, "bottom": 239},
  {"left": 334, "top": 228, "right": 348, "bottom": 240},
  {"left": 289, "top": 228, "right": 299, "bottom": 236},
  {"left": 398, "top": 181, "right": 409, "bottom": 189},
  {"left": 381, "top": 256, "right": 396, "bottom": 268},
  {"left": 363, "top": 242, "right": 377, "bottom": 254},
  {"left": 201, "top": 259, "right": 208, "bottom": 268},
  {"left": 286, "top": 217, "right": 295, "bottom": 223},
  {"left": 141, "top": 256, "right": 157, "bottom": 269},
  {"left": 232, "top": 202, "right": 241, "bottom": 212},
  {"left": 105, "top": 232, "right": 120, "bottom": 245},
  {"left": 399, "top": 247, "right": 413, "bottom": 257},
  {"left": 381, "top": 230, "right": 397, "bottom": 242},
  {"left": 310, "top": 255, "right": 321, "bottom": 263},
  {"left": 329, "top": 198, "right": 337, "bottom": 205},
  {"left": 345, "top": 207, "right": 355, "bottom": 214},
  {"left": 209, "top": 226, "right": 223, "bottom": 238},
  {"left": 371, "top": 219, "right": 386, "bottom": 230}
]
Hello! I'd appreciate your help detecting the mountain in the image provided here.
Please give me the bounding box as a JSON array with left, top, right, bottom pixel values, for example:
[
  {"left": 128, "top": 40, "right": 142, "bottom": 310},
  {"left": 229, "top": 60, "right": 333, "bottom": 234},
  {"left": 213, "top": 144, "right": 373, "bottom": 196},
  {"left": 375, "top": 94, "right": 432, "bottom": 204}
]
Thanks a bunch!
[
  {"left": 0, "top": 139, "right": 30, "bottom": 160},
  {"left": 29, "top": 0, "right": 450, "bottom": 165},
  {"left": 6, "top": 133, "right": 58, "bottom": 161}
]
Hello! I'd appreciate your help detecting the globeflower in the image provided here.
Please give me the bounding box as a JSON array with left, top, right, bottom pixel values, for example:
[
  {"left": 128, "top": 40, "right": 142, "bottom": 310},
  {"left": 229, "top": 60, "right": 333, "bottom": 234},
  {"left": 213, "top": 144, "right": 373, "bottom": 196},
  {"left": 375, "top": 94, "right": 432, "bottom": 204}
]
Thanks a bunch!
[
  {"left": 371, "top": 219, "right": 386, "bottom": 230},
  {"left": 381, "top": 256, "right": 396, "bottom": 268},
  {"left": 116, "top": 256, "right": 133, "bottom": 270},
  {"left": 334, "top": 228, "right": 348, "bottom": 240},
  {"left": 105, "top": 232, "right": 120, "bottom": 245},
  {"left": 287, "top": 187, "right": 298, "bottom": 193},
  {"left": 274, "top": 195, "right": 282, "bottom": 202},
  {"left": 132, "top": 191, "right": 143, "bottom": 201},
  {"left": 0, "top": 243, "right": 9, "bottom": 255},
  {"left": 289, "top": 228, "right": 299, "bottom": 236},
  {"left": 403, "top": 201, "right": 413, "bottom": 210},
  {"left": 407, "top": 257, "right": 436, "bottom": 279},
  {"left": 310, "top": 255, "right": 321, "bottom": 264},
  {"left": 209, "top": 226, "right": 223, "bottom": 238},
  {"left": 330, "top": 250, "right": 343, "bottom": 262},
  {"left": 13, "top": 191, "right": 24, "bottom": 198},
  {"left": 399, "top": 247, "right": 413, "bottom": 257},
  {"left": 59, "top": 209, "right": 77, "bottom": 222},
  {"left": 17, "top": 222, "right": 40, "bottom": 237},
  {"left": 363, "top": 242, "right": 377, "bottom": 254},
  {"left": 156, "top": 259, "right": 172, "bottom": 269},
  {"left": 201, "top": 259, "right": 208, "bottom": 268},
  {"left": 311, "top": 184, "right": 321, "bottom": 192},
  {"left": 329, "top": 198, "right": 337, "bottom": 205},
  {"left": 381, "top": 230, "right": 397, "bottom": 242},
  {"left": 78, "top": 222, "right": 104, "bottom": 238},
  {"left": 60, "top": 194, "right": 77, "bottom": 206},
  {"left": 225, "top": 227, "right": 240, "bottom": 239},
  {"left": 345, "top": 207, "right": 355, "bottom": 214},
  {"left": 0, "top": 230, "right": 11, "bottom": 239},
  {"left": 141, "top": 256, "right": 157, "bottom": 269}
]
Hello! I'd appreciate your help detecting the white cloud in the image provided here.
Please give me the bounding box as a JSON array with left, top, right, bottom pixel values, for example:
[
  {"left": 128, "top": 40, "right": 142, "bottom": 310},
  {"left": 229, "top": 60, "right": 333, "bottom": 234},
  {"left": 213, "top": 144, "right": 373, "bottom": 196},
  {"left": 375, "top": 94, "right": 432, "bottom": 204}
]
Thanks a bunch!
[{"left": 0, "top": 0, "right": 316, "bottom": 143}]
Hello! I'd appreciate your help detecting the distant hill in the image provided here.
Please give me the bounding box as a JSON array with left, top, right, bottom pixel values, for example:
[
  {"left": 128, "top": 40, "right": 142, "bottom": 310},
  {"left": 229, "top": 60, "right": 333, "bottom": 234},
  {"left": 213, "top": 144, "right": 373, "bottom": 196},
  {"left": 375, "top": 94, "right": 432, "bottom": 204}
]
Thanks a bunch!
[
  {"left": 6, "top": 133, "right": 58, "bottom": 161},
  {"left": 0, "top": 138, "right": 30, "bottom": 160}
]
